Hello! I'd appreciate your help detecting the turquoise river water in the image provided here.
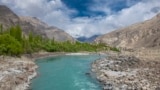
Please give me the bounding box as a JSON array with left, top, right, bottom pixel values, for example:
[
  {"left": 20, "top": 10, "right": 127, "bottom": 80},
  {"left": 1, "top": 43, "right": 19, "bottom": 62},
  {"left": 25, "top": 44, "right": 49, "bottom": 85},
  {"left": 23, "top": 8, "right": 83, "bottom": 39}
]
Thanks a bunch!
[{"left": 31, "top": 54, "right": 102, "bottom": 90}]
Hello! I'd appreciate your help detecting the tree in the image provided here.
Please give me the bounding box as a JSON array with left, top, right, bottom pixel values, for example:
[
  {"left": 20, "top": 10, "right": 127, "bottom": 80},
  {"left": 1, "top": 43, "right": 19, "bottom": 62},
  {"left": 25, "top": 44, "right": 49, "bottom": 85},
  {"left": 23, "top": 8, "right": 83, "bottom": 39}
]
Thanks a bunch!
[
  {"left": 15, "top": 25, "right": 22, "bottom": 42},
  {"left": 0, "top": 34, "right": 23, "bottom": 56},
  {"left": 9, "top": 25, "right": 22, "bottom": 42},
  {"left": 29, "top": 31, "right": 33, "bottom": 42},
  {"left": 0, "top": 24, "right": 3, "bottom": 34}
]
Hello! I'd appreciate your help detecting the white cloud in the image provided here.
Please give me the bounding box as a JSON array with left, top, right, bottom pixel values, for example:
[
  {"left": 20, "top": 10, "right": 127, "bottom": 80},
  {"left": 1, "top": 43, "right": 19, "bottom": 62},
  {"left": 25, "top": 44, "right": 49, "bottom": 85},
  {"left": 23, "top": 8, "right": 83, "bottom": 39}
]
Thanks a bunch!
[
  {"left": 67, "top": 0, "right": 160, "bottom": 37},
  {"left": 0, "top": 0, "right": 160, "bottom": 38}
]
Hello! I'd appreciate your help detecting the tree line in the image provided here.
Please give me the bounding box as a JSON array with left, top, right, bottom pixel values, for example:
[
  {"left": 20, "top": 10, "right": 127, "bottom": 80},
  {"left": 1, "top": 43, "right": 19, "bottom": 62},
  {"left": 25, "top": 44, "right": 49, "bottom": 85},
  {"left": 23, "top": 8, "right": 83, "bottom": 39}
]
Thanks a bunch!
[{"left": 0, "top": 24, "right": 119, "bottom": 56}]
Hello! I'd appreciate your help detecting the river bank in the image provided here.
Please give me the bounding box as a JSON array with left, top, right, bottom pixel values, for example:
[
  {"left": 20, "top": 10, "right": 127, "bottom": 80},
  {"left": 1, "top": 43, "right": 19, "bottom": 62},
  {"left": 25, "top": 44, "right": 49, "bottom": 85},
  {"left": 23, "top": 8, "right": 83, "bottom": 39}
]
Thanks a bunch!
[
  {"left": 0, "top": 51, "right": 67, "bottom": 90},
  {"left": 0, "top": 56, "right": 37, "bottom": 90},
  {"left": 92, "top": 55, "right": 160, "bottom": 90},
  {"left": 2, "top": 51, "right": 159, "bottom": 90},
  {"left": 0, "top": 52, "right": 97, "bottom": 90}
]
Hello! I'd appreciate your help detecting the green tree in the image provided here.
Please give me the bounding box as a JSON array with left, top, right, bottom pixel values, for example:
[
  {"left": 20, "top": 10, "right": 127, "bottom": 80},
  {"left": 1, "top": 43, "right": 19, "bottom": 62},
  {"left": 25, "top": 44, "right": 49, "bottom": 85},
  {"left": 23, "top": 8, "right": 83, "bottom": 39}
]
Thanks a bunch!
[
  {"left": 0, "top": 34, "right": 23, "bottom": 56},
  {"left": 29, "top": 31, "right": 33, "bottom": 42},
  {"left": 15, "top": 25, "right": 22, "bottom": 42},
  {"left": 0, "top": 24, "right": 3, "bottom": 34},
  {"left": 9, "top": 25, "right": 22, "bottom": 42}
]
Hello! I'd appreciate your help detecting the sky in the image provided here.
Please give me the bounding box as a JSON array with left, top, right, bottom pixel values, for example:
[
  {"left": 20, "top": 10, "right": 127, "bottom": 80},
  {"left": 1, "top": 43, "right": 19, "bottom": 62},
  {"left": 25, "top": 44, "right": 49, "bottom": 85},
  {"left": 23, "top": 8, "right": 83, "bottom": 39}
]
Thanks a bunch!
[{"left": 0, "top": 0, "right": 160, "bottom": 38}]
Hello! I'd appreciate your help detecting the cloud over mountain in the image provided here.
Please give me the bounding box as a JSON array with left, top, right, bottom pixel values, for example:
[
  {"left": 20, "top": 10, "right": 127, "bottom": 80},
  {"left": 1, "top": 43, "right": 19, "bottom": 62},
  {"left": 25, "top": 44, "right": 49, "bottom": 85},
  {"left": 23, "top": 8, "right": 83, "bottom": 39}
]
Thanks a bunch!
[{"left": 0, "top": 0, "right": 160, "bottom": 38}]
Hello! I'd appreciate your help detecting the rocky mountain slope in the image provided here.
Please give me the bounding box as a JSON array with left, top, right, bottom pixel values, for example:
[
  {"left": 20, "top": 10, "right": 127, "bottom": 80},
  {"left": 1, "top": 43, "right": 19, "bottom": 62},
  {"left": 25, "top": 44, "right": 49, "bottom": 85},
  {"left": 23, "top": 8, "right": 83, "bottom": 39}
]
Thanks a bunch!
[
  {"left": 0, "top": 5, "right": 20, "bottom": 28},
  {"left": 20, "top": 16, "right": 75, "bottom": 41},
  {"left": 0, "top": 5, "right": 75, "bottom": 42},
  {"left": 95, "top": 14, "right": 160, "bottom": 49}
]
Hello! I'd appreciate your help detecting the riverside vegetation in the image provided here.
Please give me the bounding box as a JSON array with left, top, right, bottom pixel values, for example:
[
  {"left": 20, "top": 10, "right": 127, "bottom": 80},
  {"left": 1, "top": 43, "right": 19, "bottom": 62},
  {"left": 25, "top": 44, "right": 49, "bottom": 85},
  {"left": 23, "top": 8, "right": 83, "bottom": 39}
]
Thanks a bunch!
[{"left": 0, "top": 24, "right": 119, "bottom": 56}]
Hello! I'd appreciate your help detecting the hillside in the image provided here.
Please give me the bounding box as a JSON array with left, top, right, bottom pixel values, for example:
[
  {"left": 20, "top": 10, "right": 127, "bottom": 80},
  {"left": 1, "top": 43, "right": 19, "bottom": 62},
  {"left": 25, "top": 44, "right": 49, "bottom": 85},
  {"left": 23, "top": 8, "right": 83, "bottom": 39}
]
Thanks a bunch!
[
  {"left": 20, "top": 16, "right": 75, "bottom": 41},
  {"left": 0, "top": 5, "right": 75, "bottom": 42},
  {"left": 95, "top": 13, "right": 160, "bottom": 49}
]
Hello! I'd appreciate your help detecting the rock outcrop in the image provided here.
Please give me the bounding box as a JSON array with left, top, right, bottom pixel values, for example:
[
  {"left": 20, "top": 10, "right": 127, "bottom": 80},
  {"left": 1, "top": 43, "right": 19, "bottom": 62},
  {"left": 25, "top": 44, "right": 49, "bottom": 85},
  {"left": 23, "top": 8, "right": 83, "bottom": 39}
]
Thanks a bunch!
[
  {"left": 0, "top": 5, "right": 75, "bottom": 42},
  {"left": 95, "top": 14, "right": 160, "bottom": 49}
]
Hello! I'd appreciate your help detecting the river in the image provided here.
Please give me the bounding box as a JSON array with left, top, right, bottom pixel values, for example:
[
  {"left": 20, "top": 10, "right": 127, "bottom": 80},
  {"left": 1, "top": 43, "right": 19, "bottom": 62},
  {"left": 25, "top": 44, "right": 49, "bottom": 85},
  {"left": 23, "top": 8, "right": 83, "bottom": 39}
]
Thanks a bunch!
[{"left": 31, "top": 54, "right": 102, "bottom": 90}]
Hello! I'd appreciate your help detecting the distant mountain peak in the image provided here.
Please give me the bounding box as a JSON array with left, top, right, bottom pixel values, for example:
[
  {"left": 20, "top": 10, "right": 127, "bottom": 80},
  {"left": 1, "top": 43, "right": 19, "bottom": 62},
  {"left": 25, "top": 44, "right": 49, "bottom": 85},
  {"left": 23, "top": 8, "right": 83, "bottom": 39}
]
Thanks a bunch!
[{"left": 77, "top": 35, "right": 100, "bottom": 42}]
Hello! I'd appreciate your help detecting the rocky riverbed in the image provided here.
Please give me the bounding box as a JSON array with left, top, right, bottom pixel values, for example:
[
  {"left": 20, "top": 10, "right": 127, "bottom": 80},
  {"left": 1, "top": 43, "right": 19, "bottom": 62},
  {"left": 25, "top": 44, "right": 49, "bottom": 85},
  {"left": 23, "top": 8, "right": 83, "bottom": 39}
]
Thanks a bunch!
[
  {"left": 0, "top": 56, "right": 37, "bottom": 90},
  {"left": 92, "top": 55, "right": 160, "bottom": 90}
]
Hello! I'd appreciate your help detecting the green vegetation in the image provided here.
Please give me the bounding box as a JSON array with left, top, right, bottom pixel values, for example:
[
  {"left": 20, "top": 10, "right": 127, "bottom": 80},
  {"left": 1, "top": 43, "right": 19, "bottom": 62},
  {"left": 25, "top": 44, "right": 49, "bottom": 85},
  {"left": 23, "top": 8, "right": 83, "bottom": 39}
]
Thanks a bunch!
[
  {"left": 0, "top": 34, "right": 23, "bottom": 56},
  {"left": 0, "top": 25, "right": 119, "bottom": 56}
]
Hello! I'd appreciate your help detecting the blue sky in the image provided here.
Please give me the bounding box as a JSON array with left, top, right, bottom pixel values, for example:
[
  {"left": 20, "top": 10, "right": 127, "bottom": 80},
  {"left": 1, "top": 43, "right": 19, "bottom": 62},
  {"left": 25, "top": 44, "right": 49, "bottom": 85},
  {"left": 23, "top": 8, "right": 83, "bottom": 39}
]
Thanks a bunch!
[
  {"left": 61, "top": 0, "right": 139, "bottom": 17},
  {"left": 0, "top": 0, "right": 160, "bottom": 37},
  {"left": 61, "top": 0, "right": 113, "bottom": 17}
]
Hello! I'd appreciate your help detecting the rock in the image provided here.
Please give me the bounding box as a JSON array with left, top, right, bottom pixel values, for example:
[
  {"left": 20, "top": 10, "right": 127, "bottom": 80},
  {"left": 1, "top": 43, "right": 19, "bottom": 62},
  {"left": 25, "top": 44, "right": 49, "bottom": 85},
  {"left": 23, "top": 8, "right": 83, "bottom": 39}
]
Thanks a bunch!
[
  {"left": 155, "top": 87, "right": 160, "bottom": 90},
  {"left": 92, "top": 55, "right": 160, "bottom": 89},
  {"left": 85, "top": 72, "right": 90, "bottom": 75}
]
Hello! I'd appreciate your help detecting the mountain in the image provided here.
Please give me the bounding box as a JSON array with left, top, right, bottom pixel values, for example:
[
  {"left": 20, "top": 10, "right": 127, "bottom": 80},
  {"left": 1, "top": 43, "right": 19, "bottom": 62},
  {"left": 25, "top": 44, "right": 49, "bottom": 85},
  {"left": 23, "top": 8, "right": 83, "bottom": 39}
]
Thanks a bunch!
[
  {"left": 0, "top": 5, "right": 75, "bottom": 42},
  {"left": 0, "top": 5, "right": 20, "bottom": 28},
  {"left": 20, "top": 16, "right": 75, "bottom": 41},
  {"left": 77, "top": 35, "right": 100, "bottom": 42},
  {"left": 95, "top": 14, "right": 160, "bottom": 49}
]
